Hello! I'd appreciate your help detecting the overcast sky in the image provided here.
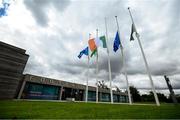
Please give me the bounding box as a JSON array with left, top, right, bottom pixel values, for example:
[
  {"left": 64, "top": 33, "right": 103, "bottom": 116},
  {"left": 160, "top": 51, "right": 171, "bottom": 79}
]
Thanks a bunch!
[{"left": 0, "top": 0, "right": 180, "bottom": 95}]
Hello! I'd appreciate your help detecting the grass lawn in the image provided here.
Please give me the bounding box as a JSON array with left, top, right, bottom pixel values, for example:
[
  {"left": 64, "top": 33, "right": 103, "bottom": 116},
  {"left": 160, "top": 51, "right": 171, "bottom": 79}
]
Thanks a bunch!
[{"left": 0, "top": 100, "right": 180, "bottom": 119}]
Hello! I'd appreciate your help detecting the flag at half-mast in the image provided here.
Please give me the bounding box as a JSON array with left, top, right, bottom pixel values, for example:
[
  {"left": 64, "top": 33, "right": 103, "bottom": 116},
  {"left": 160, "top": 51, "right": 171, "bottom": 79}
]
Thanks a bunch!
[
  {"left": 130, "top": 24, "right": 137, "bottom": 41},
  {"left": 88, "top": 38, "right": 97, "bottom": 57},
  {"left": 95, "top": 36, "right": 107, "bottom": 48},
  {"left": 113, "top": 31, "right": 121, "bottom": 52},
  {"left": 99, "top": 35, "right": 107, "bottom": 48},
  {"left": 78, "top": 47, "right": 89, "bottom": 59}
]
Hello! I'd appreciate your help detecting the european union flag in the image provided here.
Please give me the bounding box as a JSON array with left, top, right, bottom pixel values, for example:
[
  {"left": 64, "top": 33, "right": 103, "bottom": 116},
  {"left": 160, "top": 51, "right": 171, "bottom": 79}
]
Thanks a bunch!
[
  {"left": 78, "top": 47, "right": 89, "bottom": 59},
  {"left": 113, "top": 31, "right": 121, "bottom": 52}
]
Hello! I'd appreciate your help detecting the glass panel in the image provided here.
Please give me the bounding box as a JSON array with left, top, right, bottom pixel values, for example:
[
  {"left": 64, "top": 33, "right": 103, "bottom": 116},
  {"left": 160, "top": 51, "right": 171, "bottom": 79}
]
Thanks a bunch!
[
  {"left": 27, "top": 83, "right": 43, "bottom": 99},
  {"left": 88, "top": 91, "right": 96, "bottom": 101},
  {"left": 23, "top": 82, "right": 59, "bottom": 100},
  {"left": 119, "top": 95, "right": 126, "bottom": 102},
  {"left": 101, "top": 93, "right": 110, "bottom": 102},
  {"left": 113, "top": 95, "right": 119, "bottom": 102}
]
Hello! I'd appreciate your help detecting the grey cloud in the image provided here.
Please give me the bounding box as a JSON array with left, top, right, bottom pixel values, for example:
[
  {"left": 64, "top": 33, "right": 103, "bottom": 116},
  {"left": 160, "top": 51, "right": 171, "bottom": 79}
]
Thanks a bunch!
[
  {"left": 24, "top": 0, "right": 180, "bottom": 81},
  {"left": 98, "top": 54, "right": 123, "bottom": 79},
  {"left": 24, "top": 0, "right": 49, "bottom": 26},
  {"left": 3, "top": 0, "right": 180, "bottom": 95},
  {"left": 126, "top": 57, "right": 179, "bottom": 76},
  {"left": 168, "top": 76, "right": 180, "bottom": 89},
  {"left": 24, "top": 0, "right": 71, "bottom": 27},
  {"left": 122, "top": 0, "right": 180, "bottom": 77},
  {"left": 150, "top": 62, "right": 178, "bottom": 76},
  {"left": 166, "top": 0, "right": 180, "bottom": 28},
  {"left": 24, "top": 56, "right": 46, "bottom": 75}
]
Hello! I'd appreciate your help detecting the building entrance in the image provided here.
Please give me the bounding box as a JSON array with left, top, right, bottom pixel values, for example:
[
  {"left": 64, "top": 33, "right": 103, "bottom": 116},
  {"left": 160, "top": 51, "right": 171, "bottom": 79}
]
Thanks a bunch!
[{"left": 61, "top": 87, "right": 84, "bottom": 101}]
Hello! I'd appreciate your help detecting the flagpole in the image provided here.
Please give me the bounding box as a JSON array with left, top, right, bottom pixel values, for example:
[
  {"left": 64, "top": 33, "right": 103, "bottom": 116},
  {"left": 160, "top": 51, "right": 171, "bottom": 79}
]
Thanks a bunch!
[
  {"left": 115, "top": 16, "right": 132, "bottom": 105},
  {"left": 105, "top": 17, "right": 113, "bottom": 104},
  {"left": 128, "top": 7, "right": 160, "bottom": 106},
  {"left": 85, "top": 34, "right": 90, "bottom": 102},
  {"left": 96, "top": 29, "right": 99, "bottom": 103}
]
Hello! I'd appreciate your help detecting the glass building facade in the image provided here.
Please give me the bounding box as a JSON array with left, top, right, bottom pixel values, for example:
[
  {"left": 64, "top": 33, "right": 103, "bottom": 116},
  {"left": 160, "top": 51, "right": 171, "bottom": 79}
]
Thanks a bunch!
[
  {"left": 22, "top": 82, "right": 59, "bottom": 100},
  {"left": 20, "top": 80, "right": 128, "bottom": 103}
]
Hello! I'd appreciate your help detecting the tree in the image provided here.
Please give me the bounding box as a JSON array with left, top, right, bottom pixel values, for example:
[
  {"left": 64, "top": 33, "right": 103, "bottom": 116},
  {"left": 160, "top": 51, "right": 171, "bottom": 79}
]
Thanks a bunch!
[
  {"left": 98, "top": 80, "right": 108, "bottom": 89},
  {"left": 176, "top": 95, "right": 180, "bottom": 103},
  {"left": 115, "top": 86, "right": 122, "bottom": 92},
  {"left": 156, "top": 92, "right": 168, "bottom": 102},
  {"left": 141, "top": 91, "right": 168, "bottom": 102},
  {"left": 129, "top": 86, "right": 141, "bottom": 102}
]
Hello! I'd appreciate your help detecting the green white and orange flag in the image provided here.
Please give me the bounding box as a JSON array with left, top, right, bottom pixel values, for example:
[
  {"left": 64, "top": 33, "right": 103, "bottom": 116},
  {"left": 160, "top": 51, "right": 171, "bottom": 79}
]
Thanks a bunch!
[
  {"left": 95, "top": 36, "right": 107, "bottom": 48},
  {"left": 88, "top": 38, "right": 97, "bottom": 57},
  {"left": 99, "top": 35, "right": 107, "bottom": 48},
  {"left": 88, "top": 38, "right": 96, "bottom": 51},
  {"left": 90, "top": 49, "right": 97, "bottom": 57}
]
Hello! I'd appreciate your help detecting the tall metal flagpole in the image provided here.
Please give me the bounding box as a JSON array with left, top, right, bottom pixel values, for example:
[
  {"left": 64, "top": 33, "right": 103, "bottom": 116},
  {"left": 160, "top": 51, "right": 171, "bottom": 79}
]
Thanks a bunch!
[
  {"left": 128, "top": 7, "right": 160, "bottom": 106},
  {"left": 115, "top": 16, "right": 132, "bottom": 105},
  {"left": 96, "top": 29, "right": 99, "bottom": 103},
  {"left": 105, "top": 18, "right": 113, "bottom": 104},
  {"left": 85, "top": 34, "right": 90, "bottom": 102}
]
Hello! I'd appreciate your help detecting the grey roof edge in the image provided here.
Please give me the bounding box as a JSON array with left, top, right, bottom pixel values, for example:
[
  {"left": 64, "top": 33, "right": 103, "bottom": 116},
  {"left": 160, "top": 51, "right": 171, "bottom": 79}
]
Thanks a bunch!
[{"left": 0, "top": 41, "right": 29, "bottom": 55}]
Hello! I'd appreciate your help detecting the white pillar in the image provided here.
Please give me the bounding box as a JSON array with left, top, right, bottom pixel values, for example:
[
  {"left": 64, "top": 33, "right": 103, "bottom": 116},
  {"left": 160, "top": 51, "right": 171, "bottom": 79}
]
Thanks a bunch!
[
  {"left": 58, "top": 86, "right": 63, "bottom": 100},
  {"left": 96, "top": 29, "right": 99, "bottom": 103},
  {"left": 105, "top": 17, "right": 113, "bottom": 104},
  {"left": 128, "top": 7, "right": 160, "bottom": 106},
  {"left": 115, "top": 16, "right": 132, "bottom": 105},
  {"left": 17, "top": 80, "right": 26, "bottom": 99},
  {"left": 136, "top": 33, "right": 160, "bottom": 106},
  {"left": 85, "top": 36, "right": 90, "bottom": 102}
]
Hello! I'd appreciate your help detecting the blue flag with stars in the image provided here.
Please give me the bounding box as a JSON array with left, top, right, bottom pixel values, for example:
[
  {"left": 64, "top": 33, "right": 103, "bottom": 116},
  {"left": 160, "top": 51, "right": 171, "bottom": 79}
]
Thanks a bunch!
[
  {"left": 78, "top": 47, "right": 89, "bottom": 59},
  {"left": 113, "top": 31, "right": 121, "bottom": 52}
]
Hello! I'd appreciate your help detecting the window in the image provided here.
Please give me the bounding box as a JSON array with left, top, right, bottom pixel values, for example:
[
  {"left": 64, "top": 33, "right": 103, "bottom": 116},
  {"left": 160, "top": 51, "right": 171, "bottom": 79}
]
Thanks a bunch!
[{"left": 22, "top": 82, "right": 59, "bottom": 100}]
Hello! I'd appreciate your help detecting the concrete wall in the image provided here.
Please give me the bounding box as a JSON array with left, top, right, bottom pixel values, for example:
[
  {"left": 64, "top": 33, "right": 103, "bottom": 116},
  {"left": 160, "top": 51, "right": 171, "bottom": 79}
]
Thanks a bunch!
[{"left": 0, "top": 41, "right": 29, "bottom": 99}]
